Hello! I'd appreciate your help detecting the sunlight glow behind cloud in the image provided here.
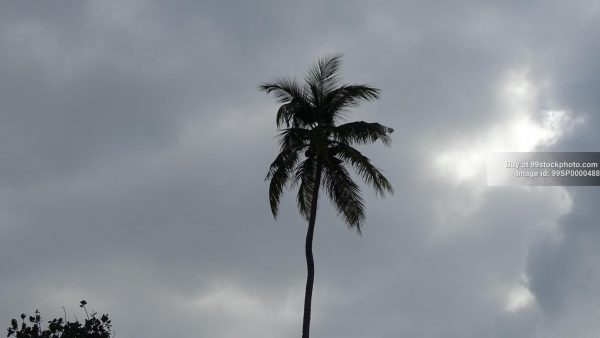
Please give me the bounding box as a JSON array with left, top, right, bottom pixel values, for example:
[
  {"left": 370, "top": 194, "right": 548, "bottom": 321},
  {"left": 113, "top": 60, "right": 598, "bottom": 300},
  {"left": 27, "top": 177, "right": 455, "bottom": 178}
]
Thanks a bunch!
[
  {"left": 505, "top": 284, "right": 535, "bottom": 313},
  {"left": 434, "top": 67, "right": 583, "bottom": 184}
]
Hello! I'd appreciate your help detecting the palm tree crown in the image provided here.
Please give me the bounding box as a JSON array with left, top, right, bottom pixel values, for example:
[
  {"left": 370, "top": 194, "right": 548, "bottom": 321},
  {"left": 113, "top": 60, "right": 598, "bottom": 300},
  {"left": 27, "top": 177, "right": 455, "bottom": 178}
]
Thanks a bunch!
[{"left": 261, "top": 54, "right": 394, "bottom": 233}]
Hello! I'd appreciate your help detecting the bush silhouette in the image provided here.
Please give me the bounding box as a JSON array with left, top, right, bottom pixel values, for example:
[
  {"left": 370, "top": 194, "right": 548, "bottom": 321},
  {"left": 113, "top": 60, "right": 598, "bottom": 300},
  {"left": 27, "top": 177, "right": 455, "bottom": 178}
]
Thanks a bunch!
[{"left": 6, "top": 300, "right": 113, "bottom": 338}]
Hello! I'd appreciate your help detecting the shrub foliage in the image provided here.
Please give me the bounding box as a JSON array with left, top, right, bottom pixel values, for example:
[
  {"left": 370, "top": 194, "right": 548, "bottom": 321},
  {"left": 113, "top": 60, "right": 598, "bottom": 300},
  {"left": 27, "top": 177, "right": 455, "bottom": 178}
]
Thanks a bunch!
[{"left": 6, "top": 301, "right": 112, "bottom": 338}]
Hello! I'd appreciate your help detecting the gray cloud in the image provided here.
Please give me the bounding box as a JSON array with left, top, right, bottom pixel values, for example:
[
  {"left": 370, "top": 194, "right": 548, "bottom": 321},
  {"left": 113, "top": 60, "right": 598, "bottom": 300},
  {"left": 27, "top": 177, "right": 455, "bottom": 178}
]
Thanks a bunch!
[{"left": 1, "top": 1, "right": 599, "bottom": 337}]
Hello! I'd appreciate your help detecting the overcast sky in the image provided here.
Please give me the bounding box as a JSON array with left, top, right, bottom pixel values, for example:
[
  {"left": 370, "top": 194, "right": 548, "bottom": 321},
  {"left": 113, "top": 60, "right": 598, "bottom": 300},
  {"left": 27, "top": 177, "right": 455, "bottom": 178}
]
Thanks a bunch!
[{"left": 1, "top": 1, "right": 600, "bottom": 337}]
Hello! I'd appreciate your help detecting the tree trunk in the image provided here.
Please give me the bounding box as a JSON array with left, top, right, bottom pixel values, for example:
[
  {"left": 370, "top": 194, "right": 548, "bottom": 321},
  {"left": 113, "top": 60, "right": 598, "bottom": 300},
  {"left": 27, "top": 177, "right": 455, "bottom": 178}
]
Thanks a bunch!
[{"left": 302, "top": 163, "right": 323, "bottom": 338}]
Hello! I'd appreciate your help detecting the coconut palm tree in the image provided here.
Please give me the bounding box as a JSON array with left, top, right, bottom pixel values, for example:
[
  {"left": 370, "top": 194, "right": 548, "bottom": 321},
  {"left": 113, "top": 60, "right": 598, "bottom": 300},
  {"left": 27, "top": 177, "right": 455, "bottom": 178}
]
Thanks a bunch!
[{"left": 260, "top": 54, "right": 393, "bottom": 338}]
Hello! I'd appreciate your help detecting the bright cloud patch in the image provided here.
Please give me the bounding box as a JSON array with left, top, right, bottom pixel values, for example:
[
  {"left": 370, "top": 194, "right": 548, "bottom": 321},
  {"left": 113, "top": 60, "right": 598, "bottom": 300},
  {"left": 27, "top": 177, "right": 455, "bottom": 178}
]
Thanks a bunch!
[
  {"left": 505, "top": 284, "right": 535, "bottom": 313},
  {"left": 434, "top": 67, "right": 583, "bottom": 184}
]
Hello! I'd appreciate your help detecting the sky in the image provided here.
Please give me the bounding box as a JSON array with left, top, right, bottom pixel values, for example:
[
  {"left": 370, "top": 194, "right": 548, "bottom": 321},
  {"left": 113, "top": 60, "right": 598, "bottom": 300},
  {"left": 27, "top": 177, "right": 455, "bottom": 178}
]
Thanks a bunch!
[{"left": 1, "top": 1, "right": 600, "bottom": 337}]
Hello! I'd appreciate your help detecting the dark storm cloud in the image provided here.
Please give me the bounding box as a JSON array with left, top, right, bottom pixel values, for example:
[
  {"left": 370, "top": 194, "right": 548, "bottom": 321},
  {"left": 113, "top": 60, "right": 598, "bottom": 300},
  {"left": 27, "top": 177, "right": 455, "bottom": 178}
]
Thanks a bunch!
[{"left": 1, "top": 1, "right": 599, "bottom": 337}]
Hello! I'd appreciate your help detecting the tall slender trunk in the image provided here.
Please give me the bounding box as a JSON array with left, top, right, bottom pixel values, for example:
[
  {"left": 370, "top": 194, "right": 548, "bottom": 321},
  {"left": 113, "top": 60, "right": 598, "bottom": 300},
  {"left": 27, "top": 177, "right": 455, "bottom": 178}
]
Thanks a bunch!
[{"left": 302, "top": 162, "right": 323, "bottom": 338}]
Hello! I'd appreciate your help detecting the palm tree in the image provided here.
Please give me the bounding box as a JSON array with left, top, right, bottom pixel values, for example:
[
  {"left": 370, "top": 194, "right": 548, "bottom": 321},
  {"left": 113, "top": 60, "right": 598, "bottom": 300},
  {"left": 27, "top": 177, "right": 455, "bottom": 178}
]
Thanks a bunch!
[{"left": 260, "top": 54, "right": 394, "bottom": 338}]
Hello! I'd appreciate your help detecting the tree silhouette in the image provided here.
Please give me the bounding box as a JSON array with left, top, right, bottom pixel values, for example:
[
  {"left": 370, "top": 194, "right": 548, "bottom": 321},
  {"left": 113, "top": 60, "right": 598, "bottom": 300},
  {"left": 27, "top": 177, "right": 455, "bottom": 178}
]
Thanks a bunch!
[
  {"left": 6, "top": 301, "right": 113, "bottom": 338},
  {"left": 261, "top": 54, "right": 394, "bottom": 338}
]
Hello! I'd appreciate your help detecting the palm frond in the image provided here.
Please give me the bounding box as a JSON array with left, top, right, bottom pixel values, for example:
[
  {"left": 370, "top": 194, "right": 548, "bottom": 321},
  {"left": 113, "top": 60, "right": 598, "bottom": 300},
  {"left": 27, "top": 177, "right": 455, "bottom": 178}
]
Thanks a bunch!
[
  {"left": 321, "top": 160, "right": 365, "bottom": 232},
  {"left": 304, "top": 54, "right": 343, "bottom": 106},
  {"left": 276, "top": 127, "right": 310, "bottom": 150},
  {"left": 260, "top": 77, "right": 306, "bottom": 104},
  {"left": 291, "top": 157, "right": 317, "bottom": 219},
  {"left": 323, "top": 84, "right": 380, "bottom": 123},
  {"left": 276, "top": 99, "right": 316, "bottom": 128},
  {"left": 266, "top": 149, "right": 301, "bottom": 218},
  {"left": 332, "top": 121, "right": 394, "bottom": 146},
  {"left": 333, "top": 143, "right": 394, "bottom": 197}
]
